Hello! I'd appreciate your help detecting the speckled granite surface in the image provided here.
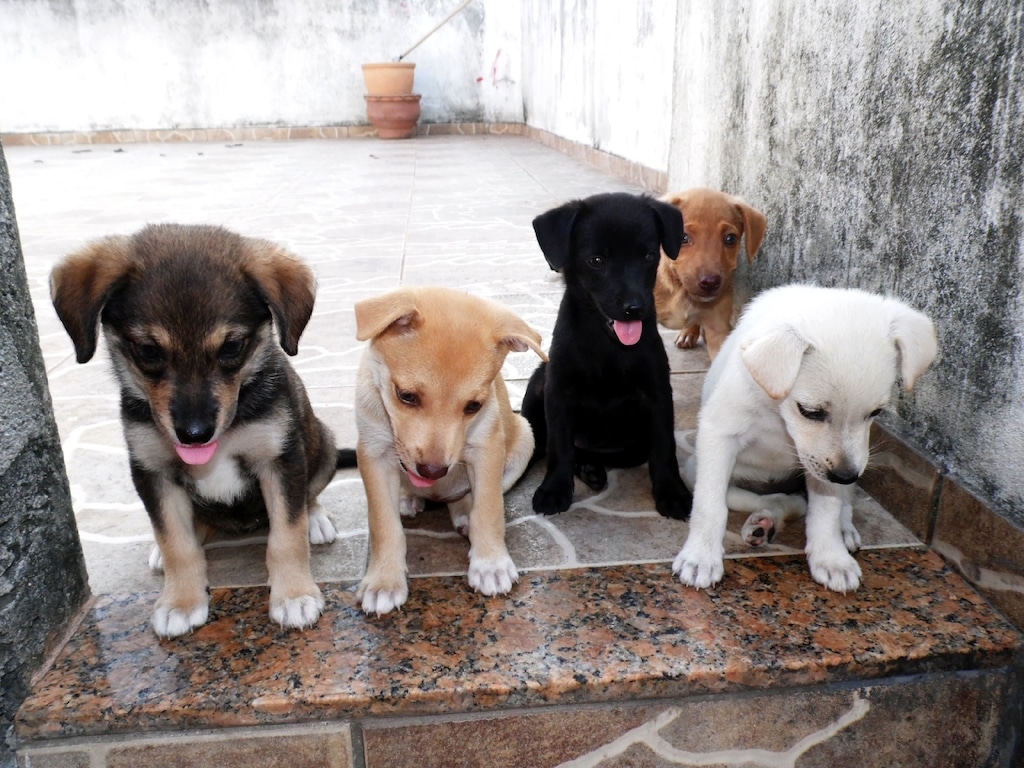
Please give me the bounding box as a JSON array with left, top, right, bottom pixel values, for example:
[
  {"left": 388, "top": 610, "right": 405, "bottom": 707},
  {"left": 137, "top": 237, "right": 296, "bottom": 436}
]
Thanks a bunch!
[{"left": 16, "top": 549, "right": 1019, "bottom": 742}]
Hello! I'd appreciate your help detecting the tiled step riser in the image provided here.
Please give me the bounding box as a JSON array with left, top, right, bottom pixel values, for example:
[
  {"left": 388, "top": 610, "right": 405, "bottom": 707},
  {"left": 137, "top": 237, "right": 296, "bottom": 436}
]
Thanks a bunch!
[{"left": 17, "top": 670, "right": 1017, "bottom": 768}]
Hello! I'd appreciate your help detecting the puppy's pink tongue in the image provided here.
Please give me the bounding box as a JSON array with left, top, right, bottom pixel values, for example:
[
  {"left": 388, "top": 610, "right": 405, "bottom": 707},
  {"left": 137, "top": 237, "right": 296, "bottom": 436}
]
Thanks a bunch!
[
  {"left": 613, "top": 320, "right": 643, "bottom": 346},
  {"left": 175, "top": 441, "right": 219, "bottom": 466},
  {"left": 407, "top": 469, "right": 436, "bottom": 488}
]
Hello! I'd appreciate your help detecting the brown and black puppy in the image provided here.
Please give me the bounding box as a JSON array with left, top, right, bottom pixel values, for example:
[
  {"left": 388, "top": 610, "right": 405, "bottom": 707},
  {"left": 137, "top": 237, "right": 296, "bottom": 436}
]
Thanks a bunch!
[{"left": 51, "top": 223, "right": 353, "bottom": 637}]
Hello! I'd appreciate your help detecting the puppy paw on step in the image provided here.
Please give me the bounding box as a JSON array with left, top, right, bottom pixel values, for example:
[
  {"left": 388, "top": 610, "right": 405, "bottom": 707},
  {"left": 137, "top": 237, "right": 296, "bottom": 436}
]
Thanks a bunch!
[
  {"left": 532, "top": 479, "right": 574, "bottom": 516},
  {"left": 672, "top": 542, "right": 724, "bottom": 589},
  {"left": 357, "top": 574, "right": 409, "bottom": 615},
  {"left": 807, "top": 549, "right": 862, "bottom": 593},
  {"left": 307, "top": 506, "right": 337, "bottom": 545},
  {"left": 152, "top": 597, "right": 209, "bottom": 638},
  {"left": 270, "top": 589, "right": 325, "bottom": 629},
  {"left": 741, "top": 513, "right": 776, "bottom": 547},
  {"left": 468, "top": 554, "right": 519, "bottom": 596},
  {"left": 841, "top": 521, "right": 862, "bottom": 552}
]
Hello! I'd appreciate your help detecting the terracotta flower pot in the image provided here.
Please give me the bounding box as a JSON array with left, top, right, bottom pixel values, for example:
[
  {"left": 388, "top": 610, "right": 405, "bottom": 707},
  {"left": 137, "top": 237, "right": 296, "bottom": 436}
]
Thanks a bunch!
[
  {"left": 365, "top": 94, "right": 422, "bottom": 139},
  {"left": 362, "top": 62, "right": 416, "bottom": 96}
]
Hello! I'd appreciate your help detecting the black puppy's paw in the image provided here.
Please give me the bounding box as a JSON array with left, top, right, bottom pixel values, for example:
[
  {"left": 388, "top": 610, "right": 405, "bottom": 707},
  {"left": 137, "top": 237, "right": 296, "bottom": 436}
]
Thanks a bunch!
[
  {"left": 532, "top": 479, "right": 574, "bottom": 516},
  {"left": 654, "top": 483, "right": 693, "bottom": 520},
  {"left": 574, "top": 462, "right": 607, "bottom": 491}
]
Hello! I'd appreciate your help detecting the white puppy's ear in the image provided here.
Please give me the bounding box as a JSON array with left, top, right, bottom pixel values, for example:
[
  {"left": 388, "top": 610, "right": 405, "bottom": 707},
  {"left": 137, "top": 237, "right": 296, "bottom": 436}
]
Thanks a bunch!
[
  {"left": 740, "top": 327, "right": 810, "bottom": 400},
  {"left": 888, "top": 302, "right": 937, "bottom": 391}
]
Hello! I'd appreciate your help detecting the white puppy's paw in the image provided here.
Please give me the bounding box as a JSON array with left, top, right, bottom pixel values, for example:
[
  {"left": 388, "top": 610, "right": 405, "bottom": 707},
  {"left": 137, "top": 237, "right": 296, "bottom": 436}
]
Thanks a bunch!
[
  {"left": 807, "top": 549, "right": 862, "bottom": 593},
  {"left": 307, "top": 507, "right": 337, "bottom": 545},
  {"left": 672, "top": 542, "right": 725, "bottom": 589},
  {"left": 270, "top": 587, "right": 325, "bottom": 629},
  {"left": 151, "top": 597, "right": 209, "bottom": 638},
  {"left": 400, "top": 495, "right": 425, "bottom": 518},
  {"left": 468, "top": 554, "right": 519, "bottom": 596},
  {"left": 357, "top": 574, "right": 409, "bottom": 615},
  {"left": 741, "top": 513, "right": 776, "bottom": 547},
  {"left": 841, "top": 522, "right": 862, "bottom": 553},
  {"left": 148, "top": 544, "right": 164, "bottom": 572}
]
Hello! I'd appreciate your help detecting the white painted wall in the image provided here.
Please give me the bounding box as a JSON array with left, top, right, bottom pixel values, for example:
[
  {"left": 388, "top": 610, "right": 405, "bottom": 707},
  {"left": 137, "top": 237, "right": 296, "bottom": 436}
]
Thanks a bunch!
[
  {"left": 520, "top": 0, "right": 677, "bottom": 172},
  {"left": 0, "top": 0, "right": 523, "bottom": 132}
]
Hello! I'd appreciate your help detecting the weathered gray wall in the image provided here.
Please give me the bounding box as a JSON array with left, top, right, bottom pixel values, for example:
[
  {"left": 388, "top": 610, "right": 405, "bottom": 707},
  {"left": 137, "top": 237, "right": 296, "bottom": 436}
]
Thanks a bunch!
[
  {"left": 0, "top": 0, "right": 523, "bottom": 132},
  {"left": 0, "top": 142, "right": 89, "bottom": 766},
  {"left": 668, "top": 0, "right": 1024, "bottom": 526},
  {"left": 521, "top": 0, "right": 677, "bottom": 172}
]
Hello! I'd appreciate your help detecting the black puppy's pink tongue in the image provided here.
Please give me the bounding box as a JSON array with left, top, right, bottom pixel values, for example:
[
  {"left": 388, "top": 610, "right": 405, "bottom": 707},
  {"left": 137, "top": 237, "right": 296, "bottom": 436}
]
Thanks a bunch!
[{"left": 613, "top": 320, "right": 642, "bottom": 346}]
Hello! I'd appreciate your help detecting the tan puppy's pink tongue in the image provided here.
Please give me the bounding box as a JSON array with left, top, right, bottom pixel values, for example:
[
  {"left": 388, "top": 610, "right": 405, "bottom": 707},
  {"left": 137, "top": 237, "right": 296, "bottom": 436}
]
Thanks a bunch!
[
  {"left": 175, "top": 441, "right": 219, "bottom": 466},
  {"left": 407, "top": 468, "right": 436, "bottom": 488},
  {"left": 613, "top": 320, "right": 643, "bottom": 346}
]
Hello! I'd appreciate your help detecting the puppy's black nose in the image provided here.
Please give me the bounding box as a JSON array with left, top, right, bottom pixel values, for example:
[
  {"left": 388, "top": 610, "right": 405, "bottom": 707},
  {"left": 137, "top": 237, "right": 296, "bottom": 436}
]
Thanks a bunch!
[
  {"left": 698, "top": 274, "right": 722, "bottom": 293},
  {"left": 826, "top": 468, "right": 860, "bottom": 485},
  {"left": 622, "top": 303, "right": 644, "bottom": 320},
  {"left": 416, "top": 463, "right": 449, "bottom": 480},
  {"left": 175, "top": 420, "right": 216, "bottom": 446}
]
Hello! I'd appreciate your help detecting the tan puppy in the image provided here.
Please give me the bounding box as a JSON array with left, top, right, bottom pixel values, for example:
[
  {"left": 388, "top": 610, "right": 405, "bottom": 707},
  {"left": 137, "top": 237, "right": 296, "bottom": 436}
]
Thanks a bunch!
[
  {"left": 654, "top": 188, "right": 768, "bottom": 359},
  {"left": 353, "top": 287, "right": 547, "bottom": 615}
]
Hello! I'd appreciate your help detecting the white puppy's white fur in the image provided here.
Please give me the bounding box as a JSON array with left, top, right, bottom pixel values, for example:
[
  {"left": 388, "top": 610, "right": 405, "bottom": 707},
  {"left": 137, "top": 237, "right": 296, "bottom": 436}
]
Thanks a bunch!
[{"left": 673, "top": 284, "right": 937, "bottom": 592}]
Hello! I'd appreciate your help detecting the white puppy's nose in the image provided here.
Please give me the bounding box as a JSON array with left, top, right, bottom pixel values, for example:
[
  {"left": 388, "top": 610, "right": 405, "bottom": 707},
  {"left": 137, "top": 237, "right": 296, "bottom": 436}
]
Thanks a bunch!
[{"left": 827, "top": 467, "right": 860, "bottom": 485}]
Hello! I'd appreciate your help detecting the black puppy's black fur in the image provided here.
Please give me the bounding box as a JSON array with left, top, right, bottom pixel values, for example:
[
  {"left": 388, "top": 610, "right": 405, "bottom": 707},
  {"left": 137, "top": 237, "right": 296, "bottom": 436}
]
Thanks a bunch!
[{"left": 522, "top": 192, "right": 692, "bottom": 519}]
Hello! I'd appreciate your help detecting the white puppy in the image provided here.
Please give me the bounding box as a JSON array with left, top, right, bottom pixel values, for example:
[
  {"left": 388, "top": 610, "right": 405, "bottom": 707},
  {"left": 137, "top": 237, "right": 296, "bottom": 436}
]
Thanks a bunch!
[{"left": 673, "top": 284, "right": 937, "bottom": 592}]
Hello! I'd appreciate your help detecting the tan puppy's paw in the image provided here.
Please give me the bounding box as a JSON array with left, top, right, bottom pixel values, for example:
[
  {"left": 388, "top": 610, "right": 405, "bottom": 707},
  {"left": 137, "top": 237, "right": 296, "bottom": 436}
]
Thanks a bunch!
[
  {"left": 400, "top": 495, "right": 425, "bottom": 518},
  {"left": 675, "top": 324, "right": 701, "bottom": 349},
  {"left": 468, "top": 554, "right": 519, "bottom": 596},
  {"left": 152, "top": 591, "right": 209, "bottom": 637},
  {"left": 148, "top": 544, "right": 164, "bottom": 572},
  {"left": 307, "top": 506, "right": 337, "bottom": 545},
  {"left": 270, "top": 583, "right": 325, "bottom": 629},
  {"left": 357, "top": 573, "right": 409, "bottom": 615}
]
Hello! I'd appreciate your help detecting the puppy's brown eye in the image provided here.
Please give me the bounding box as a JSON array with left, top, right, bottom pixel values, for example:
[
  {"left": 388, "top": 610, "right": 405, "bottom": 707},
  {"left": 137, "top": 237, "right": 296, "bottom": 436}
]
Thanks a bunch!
[
  {"left": 681, "top": 233, "right": 691, "bottom": 245},
  {"left": 798, "top": 403, "right": 828, "bottom": 422},
  {"left": 587, "top": 255, "right": 604, "bottom": 268},
  {"left": 133, "top": 342, "right": 164, "bottom": 368},
  {"left": 464, "top": 400, "right": 482, "bottom": 415},
  {"left": 396, "top": 388, "right": 420, "bottom": 407},
  {"left": 724, "top": 234, "right": 739, "bottom": 246},
  {"left": 218, "top": 339, "right": 246, "bottom": 364}
]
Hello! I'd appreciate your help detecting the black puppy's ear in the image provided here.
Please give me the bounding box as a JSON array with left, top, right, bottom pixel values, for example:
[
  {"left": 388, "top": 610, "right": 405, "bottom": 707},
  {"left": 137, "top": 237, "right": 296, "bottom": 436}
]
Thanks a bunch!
[
  {"left": 649, "top": 197, "right": 684, "bottom": 260},
  {"left": 532, "top": 200, "right": 582, "bottom": 271}
]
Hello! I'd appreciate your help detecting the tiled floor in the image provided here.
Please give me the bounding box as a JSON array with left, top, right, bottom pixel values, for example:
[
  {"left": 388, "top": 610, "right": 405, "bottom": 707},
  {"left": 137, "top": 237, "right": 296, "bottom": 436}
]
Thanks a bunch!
[{"left": 8, "top": 135, "right": 919, "bottom": 598}]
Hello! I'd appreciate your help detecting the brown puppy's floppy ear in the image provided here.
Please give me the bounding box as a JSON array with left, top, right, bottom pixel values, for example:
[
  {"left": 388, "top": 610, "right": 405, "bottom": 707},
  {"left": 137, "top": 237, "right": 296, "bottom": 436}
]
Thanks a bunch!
[
  {"left": 354, "top": 289, "right": 421, "bottom": 341},
  {"left": 740, "top": 326, "right": 810, "bottom": 400},
  {"left": 50, "top": 236, "right": 135, "bottom": 363},
  {"left": 532, "top": 200, "right": 582, "bottom": 271},
  {"left": 733, "top": 196, "right": 768, "bottom": 263},
  {"left": 492, "top": 311, "right": 548, "bottom": 362},
  {"left": 886, "top": 300, "right": 938, "bottom": 391},
  {"left": 648, "top": 196, "right": 684, "bottom": 261},
  {"left": 241, "top": 240, "right": 316, "bottom": 356}
]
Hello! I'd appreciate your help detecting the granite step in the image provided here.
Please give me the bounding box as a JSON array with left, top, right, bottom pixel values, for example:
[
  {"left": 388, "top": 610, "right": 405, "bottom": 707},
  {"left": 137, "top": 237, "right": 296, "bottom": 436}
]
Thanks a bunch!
[{"left": 15, "top": 548, "right": 1022, "bottom": 767}]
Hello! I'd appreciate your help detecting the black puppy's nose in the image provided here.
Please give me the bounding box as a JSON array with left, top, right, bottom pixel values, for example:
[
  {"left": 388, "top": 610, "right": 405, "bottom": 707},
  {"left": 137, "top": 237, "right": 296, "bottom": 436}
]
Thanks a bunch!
[
  {"left": 175, "top": 419, "right": 216, "bottom": 446},
  {"left": 698, "top": 274, "right": 722, "bottom": 293},
  {"left": 416, "top": 463, "right": 449, "bottom": 480},
  {"left": 622, "top": 303, "right": 644, "bottom": 320},
  {"left": 826, "top": 468, "right": 860, "bottom": 485}
]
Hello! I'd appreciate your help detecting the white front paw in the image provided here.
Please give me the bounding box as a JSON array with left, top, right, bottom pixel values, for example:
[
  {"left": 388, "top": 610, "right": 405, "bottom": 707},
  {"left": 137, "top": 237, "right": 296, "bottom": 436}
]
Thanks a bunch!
[
  {"left": 358, "top": 575, "right": 409, "bottom": 615},
  {"left": 307, "top": 507, "right": 337, "bottom": 545},
  {"left": 152, "top": 599, "right": 209, "bottom": 638},
  {"left": 807, "top": 548, "right": 862, "bottom": 592},
  {"left": 270, "top": 588, "right": 325, "bottom": 629},
  {"left": 672, "top": 541, "right": 724, "bottom": 589},
  {"left": 468, "top": 554, "right": 519, "bottom": 596},
  {"left": 148, "top": 544, "right": 164, "bottom": 572}
]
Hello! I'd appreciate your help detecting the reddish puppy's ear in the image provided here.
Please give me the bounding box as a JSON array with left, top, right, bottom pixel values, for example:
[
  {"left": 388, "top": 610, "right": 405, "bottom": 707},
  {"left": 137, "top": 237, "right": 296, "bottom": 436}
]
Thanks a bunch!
[
  {"left": 242, "top": 240, "right": 317, "bottom": 356},
  {"left": 532, "top": 200, "right": 582, "bottom": 271},
  {"left": 734, "top": 197, "right": 768, "bottom": 263},
  {"left": 648, "top": 197, "right": 684, "bottom": 261},
  {"left": 354, "top": 289, "right": 421, "bottom": 341},
  {"left": 50, "top": 236, "right": 135, "bottom": 363}
]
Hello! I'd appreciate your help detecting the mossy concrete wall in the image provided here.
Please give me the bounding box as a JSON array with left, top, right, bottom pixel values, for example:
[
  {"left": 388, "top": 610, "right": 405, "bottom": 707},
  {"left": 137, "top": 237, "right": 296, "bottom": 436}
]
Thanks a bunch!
[
  {"left": 0, "top": 142, "right": 89, "bottom": 767},
  {"left": 668, "top": 1, "right": 1024, "bottom": 525}
]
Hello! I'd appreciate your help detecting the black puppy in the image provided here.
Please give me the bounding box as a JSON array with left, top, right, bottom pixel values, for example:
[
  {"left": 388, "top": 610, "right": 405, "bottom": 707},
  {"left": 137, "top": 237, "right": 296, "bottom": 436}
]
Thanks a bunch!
[{"left": 522, "top": 192, "right": 692, "bottom": 519}]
